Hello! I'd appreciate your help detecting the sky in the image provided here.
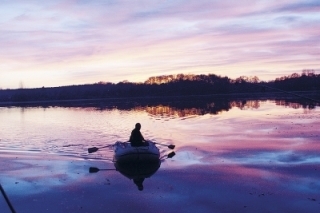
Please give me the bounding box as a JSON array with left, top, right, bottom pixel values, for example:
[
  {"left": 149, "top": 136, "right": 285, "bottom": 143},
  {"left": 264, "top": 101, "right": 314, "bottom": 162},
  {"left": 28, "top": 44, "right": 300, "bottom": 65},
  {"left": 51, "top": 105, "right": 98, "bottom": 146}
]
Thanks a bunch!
[{"left": 1, "top": 0, "right": 320, "bottom": 89}]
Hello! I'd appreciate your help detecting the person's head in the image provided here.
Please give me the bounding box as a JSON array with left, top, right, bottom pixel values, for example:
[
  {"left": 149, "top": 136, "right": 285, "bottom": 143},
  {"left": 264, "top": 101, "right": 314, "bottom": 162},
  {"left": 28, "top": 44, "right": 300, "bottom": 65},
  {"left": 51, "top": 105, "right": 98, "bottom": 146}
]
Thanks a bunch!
[
  {"left": 137, "top": 183, "right": 143, "bottom": 191},
  {"left": 135, "top": 123, "right": 141, "bottom": 130},
  {"left": 133, "top": 178, "right": 144, "bottom": 191}
]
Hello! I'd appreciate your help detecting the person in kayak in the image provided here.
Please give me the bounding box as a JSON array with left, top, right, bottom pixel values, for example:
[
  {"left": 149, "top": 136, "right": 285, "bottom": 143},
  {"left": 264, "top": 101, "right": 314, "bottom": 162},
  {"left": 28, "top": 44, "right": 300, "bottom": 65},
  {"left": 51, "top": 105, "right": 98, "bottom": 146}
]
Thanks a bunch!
[{"left": 129, "top": 123, "right": 148, "bottom": 147}]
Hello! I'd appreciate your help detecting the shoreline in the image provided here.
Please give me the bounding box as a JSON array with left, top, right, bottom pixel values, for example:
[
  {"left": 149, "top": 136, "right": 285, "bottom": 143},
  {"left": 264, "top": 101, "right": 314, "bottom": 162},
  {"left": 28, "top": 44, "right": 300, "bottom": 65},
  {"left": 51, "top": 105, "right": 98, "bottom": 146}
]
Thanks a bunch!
[{"left": 0, "top": 90, "right": 319, "bottom": 107}]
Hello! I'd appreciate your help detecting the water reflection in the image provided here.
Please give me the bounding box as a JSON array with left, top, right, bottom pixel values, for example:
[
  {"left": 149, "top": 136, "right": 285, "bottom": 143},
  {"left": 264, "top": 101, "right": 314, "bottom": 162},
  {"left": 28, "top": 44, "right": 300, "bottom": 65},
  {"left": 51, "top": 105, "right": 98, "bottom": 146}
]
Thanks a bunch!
[
  {"left": 117, "top": 151, "right": 176, "bottom": 191},
  {"left": 137, "top": 98, "right": 318, "bottom": 117},
  {"left": 89, "top": 151, "right": 175, "bottom": 191},
  {"left": 1, "top": 96, "right": 318, "bottom": 118},
  {"left": 1, "top": 97, "right": 319, "bottom": 212},
  {"left": 0, "top": 97, "right": 319, "bottom": 159},
  {"left": 115, "top": 158, "right": 160, "bottom": 191}
]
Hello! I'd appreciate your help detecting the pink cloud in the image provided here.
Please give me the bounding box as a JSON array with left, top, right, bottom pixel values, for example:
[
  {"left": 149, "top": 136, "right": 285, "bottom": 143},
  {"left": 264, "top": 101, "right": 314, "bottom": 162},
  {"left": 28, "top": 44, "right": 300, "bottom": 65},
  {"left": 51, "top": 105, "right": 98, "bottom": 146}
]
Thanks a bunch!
[{"left": 1, "top": 0, "right": 320, "bottom": 88}]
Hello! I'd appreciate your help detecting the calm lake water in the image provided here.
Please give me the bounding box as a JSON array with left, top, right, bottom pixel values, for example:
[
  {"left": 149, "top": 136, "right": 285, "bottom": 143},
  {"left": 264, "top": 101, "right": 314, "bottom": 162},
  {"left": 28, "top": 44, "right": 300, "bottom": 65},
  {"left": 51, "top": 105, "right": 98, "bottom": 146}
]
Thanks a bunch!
[{"left": 0, "top": 98, "right": 319, "bottom": 213}]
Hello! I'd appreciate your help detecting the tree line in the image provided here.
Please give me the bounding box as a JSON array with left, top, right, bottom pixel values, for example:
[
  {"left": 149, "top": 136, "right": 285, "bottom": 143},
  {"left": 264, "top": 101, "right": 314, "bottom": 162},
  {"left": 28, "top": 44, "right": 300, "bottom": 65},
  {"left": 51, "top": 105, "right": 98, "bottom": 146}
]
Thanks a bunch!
[{"left": 0, "top": 70, "right": 319, "bottom": 103}]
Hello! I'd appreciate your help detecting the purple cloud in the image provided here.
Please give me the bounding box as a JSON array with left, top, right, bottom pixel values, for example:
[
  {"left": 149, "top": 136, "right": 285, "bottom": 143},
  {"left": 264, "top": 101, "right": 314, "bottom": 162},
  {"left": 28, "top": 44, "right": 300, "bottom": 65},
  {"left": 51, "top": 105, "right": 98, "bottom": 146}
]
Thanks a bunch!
[{"left": 0, "top": 0, "right": 320, "bottom": 88}]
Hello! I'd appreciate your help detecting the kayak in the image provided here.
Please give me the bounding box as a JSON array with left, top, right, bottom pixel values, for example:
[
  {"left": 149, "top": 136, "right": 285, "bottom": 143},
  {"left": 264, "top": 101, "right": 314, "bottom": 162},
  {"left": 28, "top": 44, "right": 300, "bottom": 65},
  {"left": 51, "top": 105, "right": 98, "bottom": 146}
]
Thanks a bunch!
[
  {"left": 113, "top": 140, "right": 161, "bottom": 179},
  {"left": 113, "top": 140, "right": 160, "bottom": 162}
]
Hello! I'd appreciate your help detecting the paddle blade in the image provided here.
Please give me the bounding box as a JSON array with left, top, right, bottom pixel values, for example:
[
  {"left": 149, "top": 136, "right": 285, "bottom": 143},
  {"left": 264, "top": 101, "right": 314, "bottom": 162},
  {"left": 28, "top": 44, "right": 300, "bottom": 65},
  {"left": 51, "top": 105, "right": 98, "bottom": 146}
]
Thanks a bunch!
[
  {"left": 168, "top": 145, "right": 175, "bottom": 149},
  {"left": 168, "top": 151, "right": 176, "bottom": 158},
  {"left": 88, "top": 147, "right": 98, "bottom": 153},
  {"left": 89, "top": 167, "right": 100, "bottom": 173}
]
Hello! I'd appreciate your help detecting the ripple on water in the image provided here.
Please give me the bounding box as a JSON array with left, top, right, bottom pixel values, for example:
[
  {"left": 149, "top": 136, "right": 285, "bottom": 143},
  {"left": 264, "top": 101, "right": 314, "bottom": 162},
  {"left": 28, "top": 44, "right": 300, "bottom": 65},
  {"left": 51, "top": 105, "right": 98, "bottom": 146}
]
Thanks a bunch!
[{"left": 0, "top": 103, "right": 319, "bottom": 161}]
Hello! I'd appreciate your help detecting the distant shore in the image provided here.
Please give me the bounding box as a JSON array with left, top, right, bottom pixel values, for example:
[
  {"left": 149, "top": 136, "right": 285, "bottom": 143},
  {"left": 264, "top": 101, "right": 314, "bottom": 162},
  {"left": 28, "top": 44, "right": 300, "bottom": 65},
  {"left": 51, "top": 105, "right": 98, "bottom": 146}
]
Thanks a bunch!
[{"left": 0, "top": 90, "right": 319, "bottom": 107}]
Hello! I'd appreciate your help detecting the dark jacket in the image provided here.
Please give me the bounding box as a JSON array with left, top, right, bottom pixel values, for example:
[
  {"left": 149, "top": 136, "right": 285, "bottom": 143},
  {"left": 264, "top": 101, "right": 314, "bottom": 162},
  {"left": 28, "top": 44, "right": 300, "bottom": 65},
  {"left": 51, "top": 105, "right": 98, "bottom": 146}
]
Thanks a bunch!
[{"left": 129, "top": 128, "right": 145, "bottom": 146}]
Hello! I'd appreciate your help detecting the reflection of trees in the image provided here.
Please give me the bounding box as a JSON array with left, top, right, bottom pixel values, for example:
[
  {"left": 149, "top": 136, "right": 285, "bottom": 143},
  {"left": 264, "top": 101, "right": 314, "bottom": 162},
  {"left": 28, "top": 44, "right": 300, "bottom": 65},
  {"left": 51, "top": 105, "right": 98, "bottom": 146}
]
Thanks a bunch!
[
  {"left": 105, "top": 97, "right": 317, "bottom": 117},
  {"left": 130, "top": 98, "right": 316, "bottom": 117},
  {"left": 0, "top": 96, "right": 317, "bottom": 117},
  {"left": 274, "top": 99, "right": 317, "bottom": 110},
  {"left": 136, "top": 105, "right": 218, "bottom": 117},
  {"left": 230, "top": 100, "right": 261, "bottom": 109},
  {"left": 137, "top": 100, "right": 262, "bottom": 117},
  {"left": 120, "top": 98, "right": 233, "bottom": 117}
]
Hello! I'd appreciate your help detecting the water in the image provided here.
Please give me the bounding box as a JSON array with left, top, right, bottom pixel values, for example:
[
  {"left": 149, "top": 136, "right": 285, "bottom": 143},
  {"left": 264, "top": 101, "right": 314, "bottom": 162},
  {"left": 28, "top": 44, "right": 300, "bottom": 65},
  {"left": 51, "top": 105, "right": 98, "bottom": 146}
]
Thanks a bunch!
[{"left": 0, "top": 98, "right": 319, "bottom": 212}]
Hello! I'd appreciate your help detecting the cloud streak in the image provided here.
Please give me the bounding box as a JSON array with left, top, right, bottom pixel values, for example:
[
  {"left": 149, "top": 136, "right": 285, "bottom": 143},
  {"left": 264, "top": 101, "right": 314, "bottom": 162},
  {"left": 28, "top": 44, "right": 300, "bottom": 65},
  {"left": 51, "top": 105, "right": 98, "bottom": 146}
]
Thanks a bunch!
[{"left": 0, "top": 0, "right": 320, "bottom": 88}]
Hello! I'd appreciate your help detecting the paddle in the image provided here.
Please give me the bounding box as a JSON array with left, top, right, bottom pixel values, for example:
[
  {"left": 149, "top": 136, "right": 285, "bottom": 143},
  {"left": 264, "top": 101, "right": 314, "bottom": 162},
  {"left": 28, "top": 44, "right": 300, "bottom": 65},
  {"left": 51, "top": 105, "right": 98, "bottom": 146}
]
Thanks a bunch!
[
  {"left": 88, "top": 144, "right": 113, "bottom": 153},
  {"left": 0, "top": 184, "right": 16, "bottom": 213},
  {"left": 160, "top": 151, "right": 176, "bottom": 161},
  {"left": 88, "top": 141, "right": 175, "bottom": 153},
  {"left": 89, "top": 167, "right": 116, "bottom": 173},
  {"left": 152, "top": 142, "right": 175, "bottom": 149},
  {"left": 167, "top": 151, "right": 176, "bottom": 158}
]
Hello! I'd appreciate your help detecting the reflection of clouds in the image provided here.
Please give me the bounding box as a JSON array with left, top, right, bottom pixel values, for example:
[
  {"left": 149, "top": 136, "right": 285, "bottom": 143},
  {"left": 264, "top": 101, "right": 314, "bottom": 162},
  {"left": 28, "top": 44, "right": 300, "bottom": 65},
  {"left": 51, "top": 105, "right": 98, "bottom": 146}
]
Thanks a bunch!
[
  {"left": 171, "top": 102, "right": 320, "bottom": 168},
  {"left": 174, "top": 147, "right": 320, "bottom": 167},
  {"left": 155, "top": 164, "right": 320, "bottom": 212},
  {"left": 0, "top": 153, "right": 92, "bottom": 195},
  {"left": 0, "top": 102, "right": 318, "bottom": 212},
  {"left": 277, "top": 152, "right": 306, "bottom": 163},
  {"left": 170, "top": 150, "right": 207, "bottom": 166},
  {"left": 228, "top": 150, "right": 320, "bottom": 165}
]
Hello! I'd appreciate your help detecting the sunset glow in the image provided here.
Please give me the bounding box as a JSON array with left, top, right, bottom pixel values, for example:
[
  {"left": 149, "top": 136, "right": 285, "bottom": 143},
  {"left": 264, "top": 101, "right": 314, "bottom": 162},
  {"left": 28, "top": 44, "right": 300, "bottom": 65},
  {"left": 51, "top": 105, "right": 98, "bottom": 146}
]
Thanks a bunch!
[{"left": 1, "top": 0, "right": 320, "bottom": 89}]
